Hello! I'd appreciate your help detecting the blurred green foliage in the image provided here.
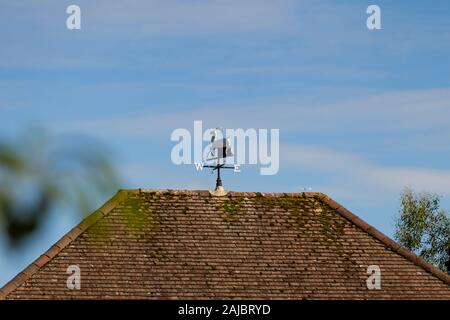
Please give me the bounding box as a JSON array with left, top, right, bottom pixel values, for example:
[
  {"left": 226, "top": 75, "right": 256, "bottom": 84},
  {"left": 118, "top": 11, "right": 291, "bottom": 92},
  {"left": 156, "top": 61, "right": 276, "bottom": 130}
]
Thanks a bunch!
[
  {"left": 395, "top": 187, "right": 450, "bottom": 272},
  {"left": 0, "top": 129, "right": 120, "bottom": 246}
]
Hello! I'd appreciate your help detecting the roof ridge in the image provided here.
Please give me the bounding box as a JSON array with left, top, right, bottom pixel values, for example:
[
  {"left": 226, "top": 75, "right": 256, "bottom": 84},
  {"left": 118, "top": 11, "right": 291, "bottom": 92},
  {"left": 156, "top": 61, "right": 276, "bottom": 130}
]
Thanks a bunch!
[
  {"left": 314, "top": 193, "right": 450, "bottom": 286},
  {"left": 0, "top": 189, "right": 136, "bottom": 300},
  {"left": 139, "top": 188, "right": 322, "bottom": 197}
]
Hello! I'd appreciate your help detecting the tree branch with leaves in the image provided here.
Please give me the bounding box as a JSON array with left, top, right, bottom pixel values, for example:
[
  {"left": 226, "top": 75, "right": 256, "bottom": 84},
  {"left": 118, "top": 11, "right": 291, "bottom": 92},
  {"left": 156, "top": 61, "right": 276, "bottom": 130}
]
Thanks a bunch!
[
  {"left": 395, "top": 187, "right": 450, "bottom": 272},
  {"left": 0, "top": 129, "right": 120, "bottom": 246}
]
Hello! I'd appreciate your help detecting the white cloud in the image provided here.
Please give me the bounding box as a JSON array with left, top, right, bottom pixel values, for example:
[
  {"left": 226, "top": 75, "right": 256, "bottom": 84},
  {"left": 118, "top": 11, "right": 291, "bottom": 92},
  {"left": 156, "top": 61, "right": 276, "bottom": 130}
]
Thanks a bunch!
[
  {"left": 56, "top": 87, "right": 450, "bottom": 139},
  {"left": 54, "top": 83, "right": 450, "bottom": 199},
  {"left": 282, "top": 143, "right": 450, "bottom": 197},
  {"left": 83, "top": 0, "right": 298, "bottom": 36},
  {"left": 2, "top": 0, "right": 450, "bottom": 72},
  {"left": 120, "top": 162, "right": 210, "bottom": 190},
  {"left": 211, "top": 64, "right": 387, "bottom": 79}
]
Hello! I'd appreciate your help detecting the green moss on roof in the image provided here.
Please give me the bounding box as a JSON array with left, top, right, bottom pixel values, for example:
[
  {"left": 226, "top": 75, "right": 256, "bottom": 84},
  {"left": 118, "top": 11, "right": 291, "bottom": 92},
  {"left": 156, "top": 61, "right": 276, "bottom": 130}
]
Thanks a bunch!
[
  {"left": 319, "top": 208, "right": 345, "bottom": 243},
  {"left": 222, "top": 197, "right": 244, "bottom": 222},
  {"left": 122, "top": 196, "right": 157, "bottom": 238}
]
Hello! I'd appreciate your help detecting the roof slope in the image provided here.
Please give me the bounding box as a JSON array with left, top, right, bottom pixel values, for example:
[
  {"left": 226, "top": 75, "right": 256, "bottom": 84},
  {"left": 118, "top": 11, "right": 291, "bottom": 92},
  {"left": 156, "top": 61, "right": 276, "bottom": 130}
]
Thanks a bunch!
[{"left": 1, "top": 189, "right": 450, "bottom": 299}]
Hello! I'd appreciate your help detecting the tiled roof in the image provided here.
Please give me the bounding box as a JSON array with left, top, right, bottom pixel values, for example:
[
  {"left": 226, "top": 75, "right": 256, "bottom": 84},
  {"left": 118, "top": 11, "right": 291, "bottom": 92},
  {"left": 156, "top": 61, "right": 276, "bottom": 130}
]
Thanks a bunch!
[{"left": 1, "top": 189, "right": 450, "bottom": 299}]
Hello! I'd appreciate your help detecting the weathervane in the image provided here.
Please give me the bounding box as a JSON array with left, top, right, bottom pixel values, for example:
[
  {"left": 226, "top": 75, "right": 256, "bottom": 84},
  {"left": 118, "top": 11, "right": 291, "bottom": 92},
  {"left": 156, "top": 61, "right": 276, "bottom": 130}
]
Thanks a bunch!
[{"left": 203, "top": 128, "right": 236, "bottom": 195}]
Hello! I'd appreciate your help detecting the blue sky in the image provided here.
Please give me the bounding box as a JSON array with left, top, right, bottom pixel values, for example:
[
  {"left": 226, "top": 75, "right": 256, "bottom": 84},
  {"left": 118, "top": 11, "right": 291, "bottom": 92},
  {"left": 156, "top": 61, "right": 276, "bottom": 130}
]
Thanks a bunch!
[{"left": 1, "top": 0, "right": 450, "bottom": 286}]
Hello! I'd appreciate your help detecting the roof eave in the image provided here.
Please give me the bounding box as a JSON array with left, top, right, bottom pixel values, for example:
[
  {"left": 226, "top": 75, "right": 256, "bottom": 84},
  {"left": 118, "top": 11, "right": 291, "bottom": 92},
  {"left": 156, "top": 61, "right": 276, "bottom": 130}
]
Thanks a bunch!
[{"left": 0, "top": 189, "right": 138, "bottom": 300}]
